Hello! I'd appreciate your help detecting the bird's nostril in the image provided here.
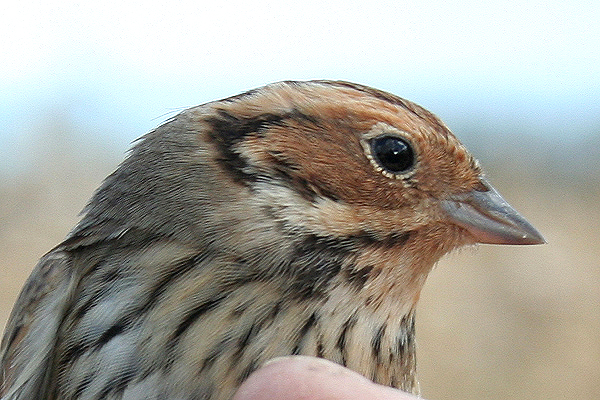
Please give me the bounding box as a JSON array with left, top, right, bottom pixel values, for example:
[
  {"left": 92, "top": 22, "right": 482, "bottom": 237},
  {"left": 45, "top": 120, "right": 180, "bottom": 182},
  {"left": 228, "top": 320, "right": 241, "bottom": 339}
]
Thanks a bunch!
[{"left": 473, "top": 179, "right": 491, "bottom": 192}]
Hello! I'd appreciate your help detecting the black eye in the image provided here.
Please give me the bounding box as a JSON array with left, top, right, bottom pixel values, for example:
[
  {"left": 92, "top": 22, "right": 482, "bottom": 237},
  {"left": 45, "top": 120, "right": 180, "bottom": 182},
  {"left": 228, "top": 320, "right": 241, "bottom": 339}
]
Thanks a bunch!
[{"left": 370, "top": 135, "right": 415, "bottom": 174}]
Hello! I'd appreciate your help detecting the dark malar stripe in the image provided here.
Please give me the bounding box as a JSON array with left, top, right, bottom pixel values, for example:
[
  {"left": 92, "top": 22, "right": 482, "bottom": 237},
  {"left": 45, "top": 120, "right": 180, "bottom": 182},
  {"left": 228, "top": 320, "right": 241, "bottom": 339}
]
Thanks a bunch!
[{"left": 289, "top": 235, "right": 348, "bottom": 300}]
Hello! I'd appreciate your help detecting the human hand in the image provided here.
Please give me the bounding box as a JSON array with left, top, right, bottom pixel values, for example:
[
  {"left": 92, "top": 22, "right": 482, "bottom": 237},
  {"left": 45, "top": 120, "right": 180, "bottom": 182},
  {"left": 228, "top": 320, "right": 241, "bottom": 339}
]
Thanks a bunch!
[{"left": 234, "top": 356, "right": 421, "bottom": 400}]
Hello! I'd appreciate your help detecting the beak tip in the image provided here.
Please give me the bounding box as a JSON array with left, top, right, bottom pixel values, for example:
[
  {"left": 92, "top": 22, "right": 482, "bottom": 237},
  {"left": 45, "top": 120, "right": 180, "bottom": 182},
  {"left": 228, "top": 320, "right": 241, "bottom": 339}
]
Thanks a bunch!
[
  {"left": 466, "top": 222, "right": 546, "bottom": 246},
  {"left": 493, "top": 212, "right": 546, "bottom": 246},
  {"left": 442, "top": 180, "right": 546, "bottom": 247},
  {"left": 505, "top": 234, "right": 546, "bottom": 246},
  {"left": 522, "top": 230, "right": 547, "bottom": 245}
]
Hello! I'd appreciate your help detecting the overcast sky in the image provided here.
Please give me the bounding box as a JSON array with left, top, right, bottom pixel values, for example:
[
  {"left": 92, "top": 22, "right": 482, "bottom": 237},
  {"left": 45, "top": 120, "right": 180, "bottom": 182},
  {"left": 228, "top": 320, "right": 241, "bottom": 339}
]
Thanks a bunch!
[{"left": 1, "top": 1, "right": 599, "bottom": 173}]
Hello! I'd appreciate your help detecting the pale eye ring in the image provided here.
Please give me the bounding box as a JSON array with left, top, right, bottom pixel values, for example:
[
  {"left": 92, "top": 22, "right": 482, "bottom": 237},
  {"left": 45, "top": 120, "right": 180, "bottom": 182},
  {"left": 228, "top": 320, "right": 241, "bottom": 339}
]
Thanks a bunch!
[{"left": 369, "top": 135, "right": 415, "bottom": 174}]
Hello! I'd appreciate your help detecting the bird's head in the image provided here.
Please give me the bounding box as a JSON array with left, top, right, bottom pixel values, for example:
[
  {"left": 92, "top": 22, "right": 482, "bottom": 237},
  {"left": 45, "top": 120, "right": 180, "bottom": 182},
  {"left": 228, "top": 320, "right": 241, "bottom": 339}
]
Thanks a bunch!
[
  {"left": 200, "top": 80, "right": 543, "bottom": 252},
  {"left": 75, "top": 80, "right": 543, "bottom": 307}
]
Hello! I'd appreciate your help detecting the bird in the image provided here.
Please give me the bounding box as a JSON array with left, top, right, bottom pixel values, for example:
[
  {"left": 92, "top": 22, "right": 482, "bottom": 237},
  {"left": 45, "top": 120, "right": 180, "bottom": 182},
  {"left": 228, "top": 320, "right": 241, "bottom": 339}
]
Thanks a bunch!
[{"left": 0, "top": 80, "right": 544, "bottom": 400}]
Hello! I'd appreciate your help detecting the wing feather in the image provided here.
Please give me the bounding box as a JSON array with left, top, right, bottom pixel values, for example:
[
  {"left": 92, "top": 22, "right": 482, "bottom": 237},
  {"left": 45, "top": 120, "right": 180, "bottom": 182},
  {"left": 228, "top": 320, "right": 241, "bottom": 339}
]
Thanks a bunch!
[{"left": 0, "top": 249, "right": 75, "bottom": 400}]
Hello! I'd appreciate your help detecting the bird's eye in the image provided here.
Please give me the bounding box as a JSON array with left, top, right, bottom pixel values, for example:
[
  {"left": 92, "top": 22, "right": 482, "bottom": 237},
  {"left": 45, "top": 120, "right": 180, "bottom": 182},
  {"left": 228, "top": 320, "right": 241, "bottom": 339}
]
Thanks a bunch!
[{"left": 370, "top": 135, "right": 415, "bottom": 174}]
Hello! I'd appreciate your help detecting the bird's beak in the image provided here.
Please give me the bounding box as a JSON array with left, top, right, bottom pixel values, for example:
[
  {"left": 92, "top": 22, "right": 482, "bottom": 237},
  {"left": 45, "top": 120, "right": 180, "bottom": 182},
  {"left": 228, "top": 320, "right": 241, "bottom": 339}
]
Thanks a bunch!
[{"left": 440, "top": 178, "right": 545, "bottom": 245}]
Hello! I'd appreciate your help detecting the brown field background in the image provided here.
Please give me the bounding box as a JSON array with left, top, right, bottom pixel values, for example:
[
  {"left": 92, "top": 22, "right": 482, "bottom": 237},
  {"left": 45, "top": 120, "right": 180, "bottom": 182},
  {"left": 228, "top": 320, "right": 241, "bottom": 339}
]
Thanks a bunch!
[{"left": 1, "top": 122, "right": 598, "bottom": 400}]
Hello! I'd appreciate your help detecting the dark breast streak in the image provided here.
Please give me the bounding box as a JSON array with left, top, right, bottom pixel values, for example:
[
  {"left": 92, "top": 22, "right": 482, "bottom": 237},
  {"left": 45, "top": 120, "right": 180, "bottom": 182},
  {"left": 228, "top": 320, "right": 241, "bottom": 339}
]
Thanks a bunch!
[{"left": 52, "top": 232, "right": 417, "bottom": 399}]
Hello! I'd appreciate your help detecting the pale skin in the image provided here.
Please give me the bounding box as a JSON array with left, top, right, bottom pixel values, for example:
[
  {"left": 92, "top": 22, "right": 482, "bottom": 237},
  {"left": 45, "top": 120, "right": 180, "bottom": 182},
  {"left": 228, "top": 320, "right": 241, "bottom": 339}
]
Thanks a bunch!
[{"left": 233, "top": 356, "right": 420, "bottom": 400}]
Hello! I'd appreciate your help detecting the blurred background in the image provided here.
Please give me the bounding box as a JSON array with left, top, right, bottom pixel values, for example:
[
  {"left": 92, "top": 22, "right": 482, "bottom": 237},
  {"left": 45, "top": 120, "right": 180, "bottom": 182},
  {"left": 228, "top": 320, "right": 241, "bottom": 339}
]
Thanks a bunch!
[{"left": 1, "top": 1, "right": 598, "bottom": 399}]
